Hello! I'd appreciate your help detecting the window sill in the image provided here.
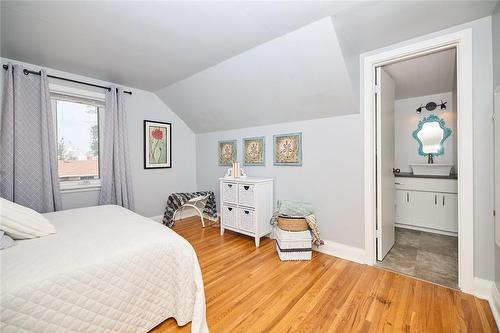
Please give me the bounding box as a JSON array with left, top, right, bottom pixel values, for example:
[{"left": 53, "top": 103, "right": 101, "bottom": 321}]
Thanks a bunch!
[{"left": 60, "top": 181, "right": 101, "bottom": 193}]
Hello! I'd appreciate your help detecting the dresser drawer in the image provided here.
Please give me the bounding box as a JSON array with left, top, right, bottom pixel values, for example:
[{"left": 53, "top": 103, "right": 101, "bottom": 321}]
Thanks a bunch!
[
  {"left": 239, "top": 184, "right": 255, "bottom": 207},
  {"left": 222, "top": 205, "right": 238, "bottom": 228},
  {"left": 239, "top": 208, "right": 255, "bottom": 232},
  {"left": 222, "top": 182, "right": 238, "bottom": 204}
]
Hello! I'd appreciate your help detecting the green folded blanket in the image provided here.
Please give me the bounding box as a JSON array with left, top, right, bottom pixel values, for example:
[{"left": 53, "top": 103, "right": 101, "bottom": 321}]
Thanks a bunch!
[{"left": 276, "top": 200, "right": 314, "bottom": 218}]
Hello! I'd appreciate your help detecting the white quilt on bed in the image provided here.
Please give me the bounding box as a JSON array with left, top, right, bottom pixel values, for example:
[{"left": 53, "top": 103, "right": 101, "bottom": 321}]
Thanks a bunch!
[{"left": 0, "top": 205, "right": 208, "bottom": 333}]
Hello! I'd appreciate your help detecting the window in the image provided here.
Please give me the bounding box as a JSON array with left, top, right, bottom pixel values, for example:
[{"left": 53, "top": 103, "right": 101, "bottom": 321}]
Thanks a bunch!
[{"left": 50, "top": 86, "right": 105, "bottom": 190}]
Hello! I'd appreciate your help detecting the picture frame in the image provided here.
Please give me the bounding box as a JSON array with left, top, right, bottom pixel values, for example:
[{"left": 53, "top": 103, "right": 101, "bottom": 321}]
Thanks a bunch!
[
  {"left": 144, "top": 120, "right": 172, "bottom": 169},
  {"left": 242, "top": 136, "right": 265, "bottom": 166},
  {"left": 273, "top": 132, "right": 302, "bottom": 166},
  {"left": 218, "top": 140, "right": 237, "bottom": 166}
]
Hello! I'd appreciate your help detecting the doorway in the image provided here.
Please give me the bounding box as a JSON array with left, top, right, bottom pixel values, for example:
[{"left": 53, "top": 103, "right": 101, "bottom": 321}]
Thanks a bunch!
[
  {"left": 374, "top": 49, "right": 459, "bottom": 289},
  {"left": 363, "top": 29, "right": 475, "bottom": 293}
]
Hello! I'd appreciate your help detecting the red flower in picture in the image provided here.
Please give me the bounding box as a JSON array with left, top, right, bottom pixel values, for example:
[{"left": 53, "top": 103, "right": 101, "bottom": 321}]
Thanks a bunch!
[{"left": 151, "top": 128, "right": 164, "bottom": 140}]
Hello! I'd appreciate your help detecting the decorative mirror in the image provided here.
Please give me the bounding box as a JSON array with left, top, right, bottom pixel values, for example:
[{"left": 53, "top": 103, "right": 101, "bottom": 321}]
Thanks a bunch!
[{"left": 412, "top": 114, "right": 452, "bottom": 156}]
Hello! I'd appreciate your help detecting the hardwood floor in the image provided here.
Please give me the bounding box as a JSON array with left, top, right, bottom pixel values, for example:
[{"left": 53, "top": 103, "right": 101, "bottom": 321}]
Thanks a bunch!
[{"left": 151, "top": 217, "right": 498, "bottom": 333}]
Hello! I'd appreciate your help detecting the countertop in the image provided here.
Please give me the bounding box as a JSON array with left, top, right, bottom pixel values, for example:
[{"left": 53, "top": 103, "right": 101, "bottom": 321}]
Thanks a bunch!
[{"left": 394, "top": 172, "right": 458, "bottom": 179}]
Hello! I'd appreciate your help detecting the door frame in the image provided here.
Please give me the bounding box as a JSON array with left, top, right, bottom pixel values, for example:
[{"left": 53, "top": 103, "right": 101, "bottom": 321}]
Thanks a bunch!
[{"left": 362, "top": 29, "right": 474, "bottom": 292}]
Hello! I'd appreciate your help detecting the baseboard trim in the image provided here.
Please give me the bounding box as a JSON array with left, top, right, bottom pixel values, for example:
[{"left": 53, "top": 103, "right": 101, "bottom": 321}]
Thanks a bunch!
[
  {"left": 314, "top": 239, "right": 365, "bottom": 264},
  {"left": 472, "top": 277, "right": 494, "bottom": 300},
  {"left": 395, "top": 223, "right": 457, "bottom": 237},
  {"left": 149, "top": 215, "right": 163, "bottom": 223},
  {"left": 491, "top": 282, "right": 500, "bottom": 329},
  {"left": 470, "top": 277, "right": 500, "bottom": 328},
  {"left": 149, "top": 209, "right": 216, "bottom": 224}
]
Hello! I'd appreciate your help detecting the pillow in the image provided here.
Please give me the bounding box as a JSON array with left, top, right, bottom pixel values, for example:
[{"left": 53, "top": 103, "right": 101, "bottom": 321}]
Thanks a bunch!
[
  {"left": 0, "top": 198, "right": 56, "bottom": 239},
  {"left": 0, "top": 230, "right": 15, "bottom": 249}
]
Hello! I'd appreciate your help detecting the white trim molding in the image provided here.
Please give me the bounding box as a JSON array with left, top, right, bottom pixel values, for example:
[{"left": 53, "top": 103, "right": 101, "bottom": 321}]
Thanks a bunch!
[
  {"left": 49, "top": 83, "right": 106, "bottom": 100},
  {"left": 491, "top": 282, "right": 500, "bottom": 328},
  {"left": 314, "top": 240, "right": 365, "bottom": 264},
  {"left": 149, "top": 215, "right": 164, "bottom": 223},
  {"left": 59, "top": 180, "right": 101, "bottom": 193},
  {"left": 472, "top": 277, "right": 495, "bottom": 300},
  {"left": 470, "top": 278, "right": 500, "bottom": 328},
  {"left": 362, "top": 29, "right": 474, "bottom": 293}
]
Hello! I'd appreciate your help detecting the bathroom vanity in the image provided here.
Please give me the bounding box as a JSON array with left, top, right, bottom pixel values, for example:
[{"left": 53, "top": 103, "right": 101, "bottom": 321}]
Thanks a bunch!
[{"left": 394, "top": 173, "right": 457, "bottom": 235}]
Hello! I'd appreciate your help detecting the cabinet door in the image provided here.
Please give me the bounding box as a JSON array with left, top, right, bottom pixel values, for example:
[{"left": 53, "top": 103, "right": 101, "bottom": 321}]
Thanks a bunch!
[
  {"left": 407, "top": 191, "right": 457, "bottom": 233},
  {"left": 409, "top": 191, "right": 439, "bottom": 229},
  {"left": 437, "top": 193, "right": 458, "bottom": 233},
  {"left": 395, "top": 190, "right": 411, "bottom": 225}
]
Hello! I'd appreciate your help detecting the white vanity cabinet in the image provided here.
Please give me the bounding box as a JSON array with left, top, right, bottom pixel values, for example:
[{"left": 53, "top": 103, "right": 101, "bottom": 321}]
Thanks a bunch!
[
  {"left": 395, "top": 177, "right": 458, "bottom": 234},
  {"left": 219, "top": 177, "right": 273, "bottom": 247}
]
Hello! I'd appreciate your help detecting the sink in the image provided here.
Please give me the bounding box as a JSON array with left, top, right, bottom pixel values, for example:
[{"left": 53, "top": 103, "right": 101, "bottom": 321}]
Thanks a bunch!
[{"left": 410, "top": 164, "right": 453, "bottom": 176}]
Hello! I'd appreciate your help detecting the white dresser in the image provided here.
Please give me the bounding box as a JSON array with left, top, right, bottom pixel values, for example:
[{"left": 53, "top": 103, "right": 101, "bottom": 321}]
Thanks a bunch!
[
  {"left": 395, "top": 177, "right": 458, "bottom": 235},
  {"left": 219, "top": 177, "right": 274, "bottom": 247}
]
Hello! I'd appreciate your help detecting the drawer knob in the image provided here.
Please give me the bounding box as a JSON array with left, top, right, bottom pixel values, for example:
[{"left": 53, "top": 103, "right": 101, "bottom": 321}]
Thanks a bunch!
[
  {"left": 228, "top": 184, "right": 232, "bottom": 188},
  {"left": 244, "top": 210, "right": 250, "bottom": 214},
  {"left": 228, "top": 207, "right": 233, "bottom": 211},
  {"left": 244, "top": 185, "right": 250, "bottom": 190}
]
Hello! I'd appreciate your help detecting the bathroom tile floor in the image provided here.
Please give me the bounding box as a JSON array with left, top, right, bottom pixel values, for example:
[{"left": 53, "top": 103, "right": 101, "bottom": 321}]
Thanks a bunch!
[{"left": 376, "top": 227, "right": 458, "bottom": 289}]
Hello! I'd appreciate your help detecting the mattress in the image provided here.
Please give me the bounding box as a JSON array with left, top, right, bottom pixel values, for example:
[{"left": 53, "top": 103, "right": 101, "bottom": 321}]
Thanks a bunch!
[{"left": 0, "top": 205, "right": 208, "bottom": 333}]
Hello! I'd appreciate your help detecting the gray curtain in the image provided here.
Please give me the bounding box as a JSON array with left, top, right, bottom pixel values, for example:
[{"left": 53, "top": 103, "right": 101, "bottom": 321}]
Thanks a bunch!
[
  {"left": 98, "top": 87, "right": 134, "bottom": 209},
  {"left": 0, "top": 64, "right": 62, "bottom": 213}
]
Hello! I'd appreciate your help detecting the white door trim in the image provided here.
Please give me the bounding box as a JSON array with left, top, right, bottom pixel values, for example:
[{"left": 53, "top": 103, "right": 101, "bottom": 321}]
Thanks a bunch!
[{"left": 362, "top": 29, "right": 474, "bottom": 293}]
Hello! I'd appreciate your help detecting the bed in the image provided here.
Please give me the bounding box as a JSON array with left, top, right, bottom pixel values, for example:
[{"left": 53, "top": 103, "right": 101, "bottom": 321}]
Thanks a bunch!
[{"left": 0, "top": 205, "right": 208, "bottom": 333}]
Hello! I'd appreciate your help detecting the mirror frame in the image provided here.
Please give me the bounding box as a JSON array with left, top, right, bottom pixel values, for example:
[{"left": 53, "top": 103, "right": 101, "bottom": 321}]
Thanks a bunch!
[{"left": 412, "top": 114, "right": 452, "bottom": 157}]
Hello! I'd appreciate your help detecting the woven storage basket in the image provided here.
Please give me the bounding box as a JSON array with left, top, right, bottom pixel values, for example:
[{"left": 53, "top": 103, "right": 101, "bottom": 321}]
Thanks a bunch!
[{"left": 277, "top": 217, "right": 309, "bottom": 232}]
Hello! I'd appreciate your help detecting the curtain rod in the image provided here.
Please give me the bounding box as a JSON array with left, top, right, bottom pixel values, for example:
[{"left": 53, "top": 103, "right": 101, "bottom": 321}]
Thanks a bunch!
[{"left": 2, "top": 64, "right": 132, "bottom": 95}]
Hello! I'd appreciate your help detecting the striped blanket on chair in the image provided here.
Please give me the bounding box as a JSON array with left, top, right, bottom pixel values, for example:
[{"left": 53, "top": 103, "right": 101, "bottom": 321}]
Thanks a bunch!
[{"left": 162, "top": 191, "right": 218, "bottom": 227}]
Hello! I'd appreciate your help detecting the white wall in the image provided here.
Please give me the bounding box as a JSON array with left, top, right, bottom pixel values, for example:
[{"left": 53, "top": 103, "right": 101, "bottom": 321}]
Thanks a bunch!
[
  {"left": 0, "top": 58, "right": 197, "bottom": 218},
  {"left": 361, "top": 16, "right": 495, "bottom": 280},
  {"left": 196, "top": 115, "right": 365, "bottom": 249},
  {"left": 394, "top": 92, "right": 457, "bottom": 173}
]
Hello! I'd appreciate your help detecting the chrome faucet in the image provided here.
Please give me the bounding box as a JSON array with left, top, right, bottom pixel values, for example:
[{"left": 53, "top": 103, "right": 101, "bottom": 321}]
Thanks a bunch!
[{"left": 427, "top": 153, "right": 434, "bottom": 164}]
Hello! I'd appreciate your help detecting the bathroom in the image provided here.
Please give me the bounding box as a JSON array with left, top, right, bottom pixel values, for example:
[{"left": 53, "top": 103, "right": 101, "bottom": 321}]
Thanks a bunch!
[{"left": 375, "top": 48, "right": 459, "bottom": 289}]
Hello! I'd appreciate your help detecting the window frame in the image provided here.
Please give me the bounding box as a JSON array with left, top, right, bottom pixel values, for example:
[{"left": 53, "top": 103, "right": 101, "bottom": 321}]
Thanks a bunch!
[{"left": 50, "top": 84, "right": 105, "bottom": 192}]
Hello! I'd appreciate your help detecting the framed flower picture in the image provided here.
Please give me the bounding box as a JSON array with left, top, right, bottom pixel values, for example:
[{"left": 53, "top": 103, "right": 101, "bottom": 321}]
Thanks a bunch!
[
  {"left": 243, "top": 137, "right": 265, "bottom": 166},
  {"left": 273, "top": 133, "right": 302, "bottom": 166},
  {"left": 144, "top": 120, "right": 172, "bottom": 169},
  {"left": 218, "top": 140, "right": 237, "bottom": 166}
]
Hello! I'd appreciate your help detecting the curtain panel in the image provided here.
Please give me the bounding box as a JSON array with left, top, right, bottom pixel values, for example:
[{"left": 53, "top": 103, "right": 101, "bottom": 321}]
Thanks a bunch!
[
  {"left": 0, "top": 63, "right": 62, "bottom": 213},
  {"left": 98, "top": 87, "right": 134, "bottom": 209}
]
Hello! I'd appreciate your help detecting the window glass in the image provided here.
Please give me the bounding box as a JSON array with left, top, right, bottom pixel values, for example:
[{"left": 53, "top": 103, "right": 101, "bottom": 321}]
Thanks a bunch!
[{"left": 54, "top": 99, "right": 100, "bottom": 182}]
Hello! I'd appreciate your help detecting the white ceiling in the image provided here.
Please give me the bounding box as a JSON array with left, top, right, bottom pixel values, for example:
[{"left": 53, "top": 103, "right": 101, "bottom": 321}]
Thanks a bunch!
[
  {"left": 156, "top": 18, "right": 356, "bottom": 133},
  {"left": 0, "top": 1, "right": 355, "bottom": 90},
  {"left": 384, "top": 48, "right": 457, "bottom": 99},
  {"left": 332, "top": 0, "right": 496, "bottom": 99},
  {"left": 1, "top": 1, "right": 497, "bottom": 132}
]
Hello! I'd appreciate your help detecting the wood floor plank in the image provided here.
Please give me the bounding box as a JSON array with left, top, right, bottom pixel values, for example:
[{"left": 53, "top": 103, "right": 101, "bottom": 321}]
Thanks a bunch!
[{"left": 150, "top": 217, "right": 498, "bottom": 333}]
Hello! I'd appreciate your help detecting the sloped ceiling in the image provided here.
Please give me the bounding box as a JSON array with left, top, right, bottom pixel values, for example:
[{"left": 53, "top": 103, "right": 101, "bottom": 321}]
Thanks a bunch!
[
  {"left": 1, "top": 1, "right": 497, "bottom": 133},
  {"left": 384, "top": 48, "right": 457, "bottom": 99},
  {"left": 0, "top": 1, "right": 355, "bottom": 90},
  {"left": 156, "top": 18, "right": 356, "bottom": 133}
]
